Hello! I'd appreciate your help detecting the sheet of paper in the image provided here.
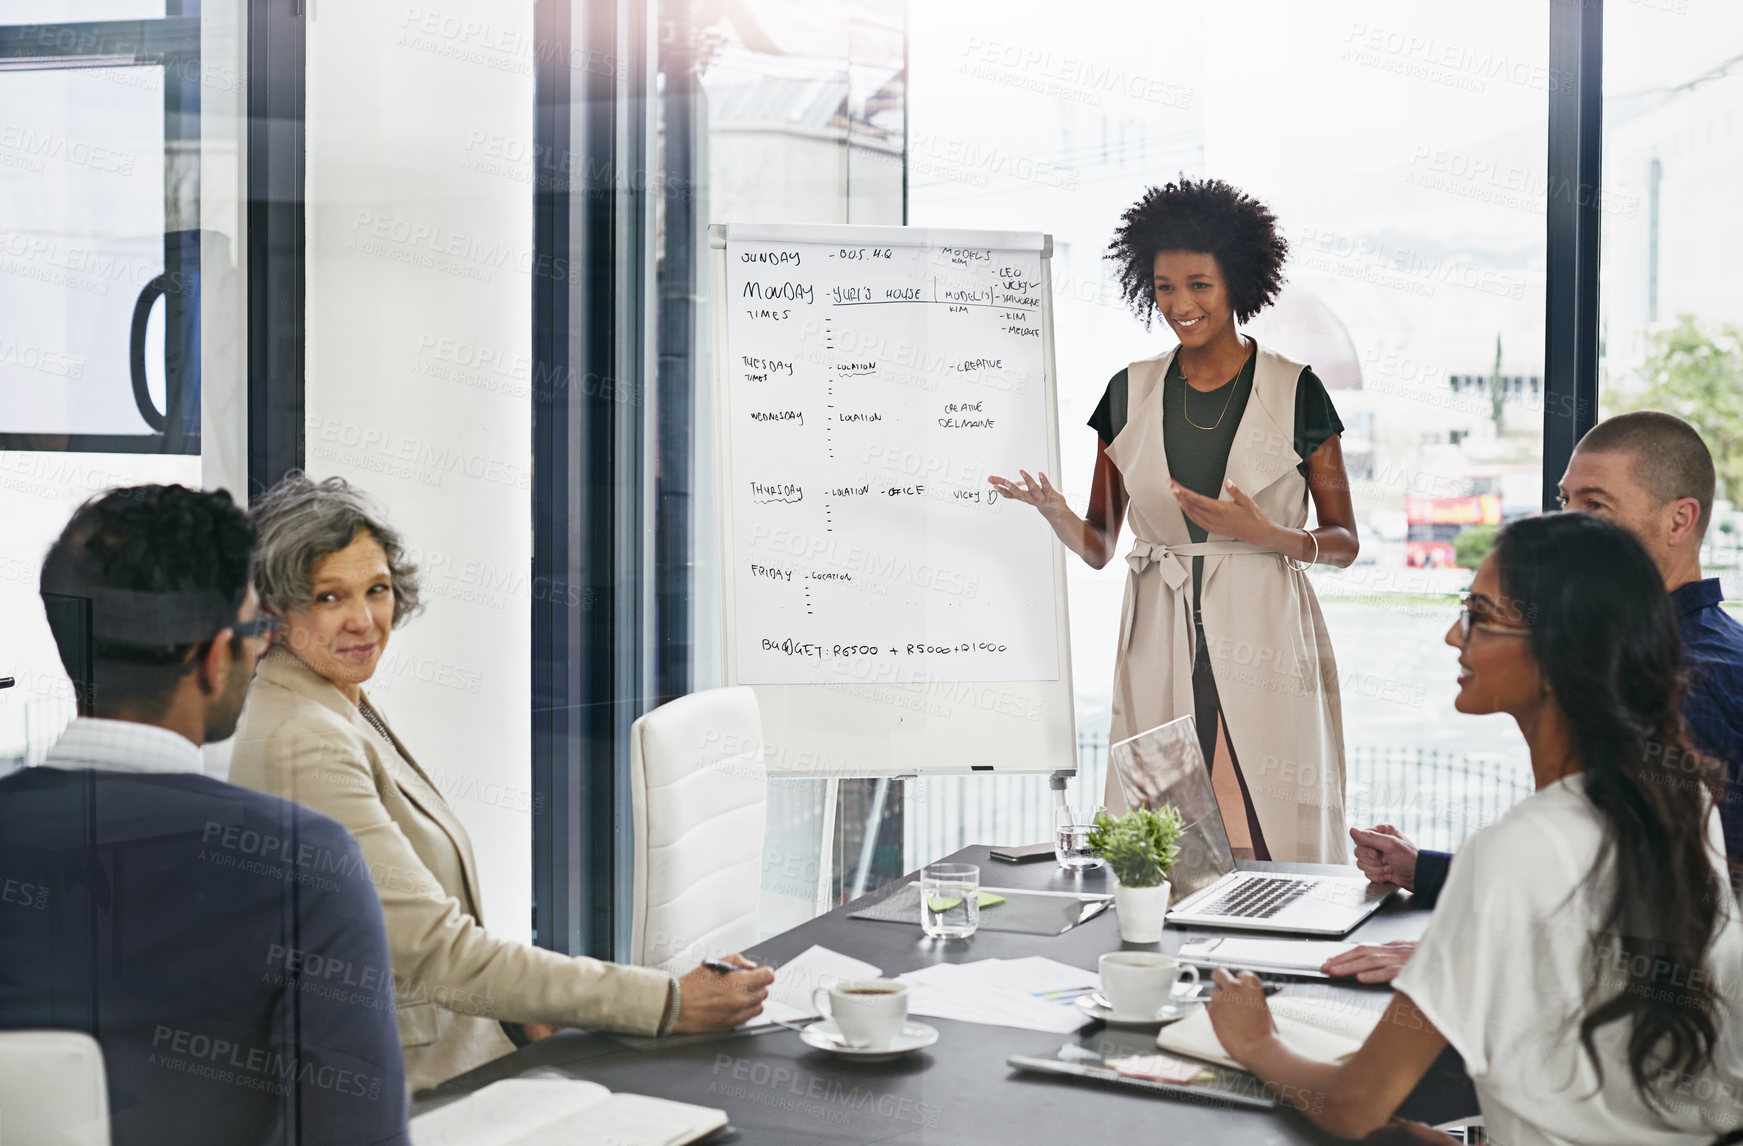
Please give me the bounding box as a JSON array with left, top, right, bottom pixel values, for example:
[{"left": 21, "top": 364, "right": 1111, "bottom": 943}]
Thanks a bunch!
[
  {"left": 747, "top": 999, "right": 813, "bottom": 1029},
  {"left": 1269, "top": 994, "right": 1386, "bottom": 1043},
  {"left": 898, "top": 959, "right": 1093, "bottom": 1033},
  {"left": 972, "top": 955, "right": 1099, "bottom": 1003},
  {"left": 411, "top": 1079, "right": 609, "bottom": 1146},
  {"left": 740, "top": 944, "right": 883, "bottom": 1029}
]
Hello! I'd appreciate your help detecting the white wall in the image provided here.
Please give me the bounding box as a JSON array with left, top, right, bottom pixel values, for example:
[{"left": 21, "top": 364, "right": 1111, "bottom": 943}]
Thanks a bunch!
[{"left": 306, "top": 3, "right": 535, "bottom": 940}]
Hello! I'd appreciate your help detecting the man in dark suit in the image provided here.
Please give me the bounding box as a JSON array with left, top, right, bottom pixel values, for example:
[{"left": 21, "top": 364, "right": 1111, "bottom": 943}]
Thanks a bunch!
[
  {"left": 1330, "top": 412, "right": 1743, "bottom": 982},
  {"left": 0, "top": 485, "right": 408, "bottom": 1145}
]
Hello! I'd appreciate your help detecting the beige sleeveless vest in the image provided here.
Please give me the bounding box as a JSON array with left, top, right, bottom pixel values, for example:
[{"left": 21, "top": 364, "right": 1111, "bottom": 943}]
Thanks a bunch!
[{"left": 1102, "top": 341, "right": 1347, "bottom": 863}]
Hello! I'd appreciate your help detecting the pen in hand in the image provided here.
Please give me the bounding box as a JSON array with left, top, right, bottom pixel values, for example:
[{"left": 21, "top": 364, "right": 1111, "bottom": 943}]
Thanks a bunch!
[{"left": 703, "top": 957, "right": 759, "bottom": 974}]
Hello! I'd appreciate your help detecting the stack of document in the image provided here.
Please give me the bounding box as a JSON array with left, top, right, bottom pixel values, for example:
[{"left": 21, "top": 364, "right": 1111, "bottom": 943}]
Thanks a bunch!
[
  {"left": 739, "top": 944, "right": 883, "bottom": 1030},
  {"left": 643, "top": 946, "right": 1097, "bottom": 1036},
  {"left": 897, "top": 956, "right": 1098, "bottom": 1033}
]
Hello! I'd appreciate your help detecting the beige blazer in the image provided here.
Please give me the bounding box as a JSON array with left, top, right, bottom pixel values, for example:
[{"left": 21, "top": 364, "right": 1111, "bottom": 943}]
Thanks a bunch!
[
  {"left": 1103, "top": 342, "right": 1347, "bottom": 862},
  {"left": 230, "top": 648, "right": 673, "bottom": 1091}
]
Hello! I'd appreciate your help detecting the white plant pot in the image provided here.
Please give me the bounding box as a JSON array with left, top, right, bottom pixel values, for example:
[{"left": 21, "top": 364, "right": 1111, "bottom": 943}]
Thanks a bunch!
[{"left": 1113, "top": 880, "right": 1170, "bottom": 944}]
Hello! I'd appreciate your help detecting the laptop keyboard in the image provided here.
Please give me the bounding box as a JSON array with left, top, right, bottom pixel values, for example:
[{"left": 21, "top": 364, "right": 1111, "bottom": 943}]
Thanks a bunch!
[{"left": 1200, "top": 876, "right": 1318, "bottom": 920}]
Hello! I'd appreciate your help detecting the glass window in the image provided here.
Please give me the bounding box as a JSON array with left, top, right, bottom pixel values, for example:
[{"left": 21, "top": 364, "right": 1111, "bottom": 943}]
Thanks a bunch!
[
  {"left": 906, "top": 0, "right": 1548, "bottom": 860},
  {"left": 10, "top": 3, "right": 167, "bottom": 18},
  {"left": 1601, "top": 3, "right": 1743, "bottom": 598},
  {"left": 0, "top": 0, "right": 245, "bottom": 772},
  {"left": 667, "top": 0, "right": 908, "bottom": 929}
]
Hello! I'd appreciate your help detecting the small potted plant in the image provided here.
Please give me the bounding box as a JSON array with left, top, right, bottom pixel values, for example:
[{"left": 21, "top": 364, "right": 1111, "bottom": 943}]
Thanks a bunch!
[{"left": 1086, "top": 805, "right": 1184, "bottom": 943}]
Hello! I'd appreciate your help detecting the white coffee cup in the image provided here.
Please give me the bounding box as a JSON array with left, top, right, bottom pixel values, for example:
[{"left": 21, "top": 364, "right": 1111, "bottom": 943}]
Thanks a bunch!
[
  {"left": 1098, "top": 951, "right": 1200, "bottom": 1022},
  {"left": 812, "top": 979, "right": 909, "bottom": 1049}
]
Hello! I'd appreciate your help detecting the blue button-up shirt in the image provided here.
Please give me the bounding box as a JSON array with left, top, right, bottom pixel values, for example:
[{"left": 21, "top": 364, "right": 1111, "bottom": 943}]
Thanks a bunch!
[
  {"left": 1412, "top": 577, "right": 1743, "bottom": 905},
  {"left": 1674, "top": 577, "right": 1743, "bottom": 860}
]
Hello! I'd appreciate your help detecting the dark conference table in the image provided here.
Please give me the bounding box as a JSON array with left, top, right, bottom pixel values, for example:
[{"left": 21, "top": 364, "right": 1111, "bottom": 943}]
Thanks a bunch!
[{"left": 415, "top": 847, "right": 1477, "bottom": 1144}]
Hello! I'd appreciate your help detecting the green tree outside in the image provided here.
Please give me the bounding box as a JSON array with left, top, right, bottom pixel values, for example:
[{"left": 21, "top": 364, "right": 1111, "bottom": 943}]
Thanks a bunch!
[
  {"left": 1454, "top": 524, "right": 1499, "bottom": 569},
  {"left": 1488, "top": 333, "right": 1504, "bottom": 433},
  {"left": 1611, "top": 315, "right": 1743, "bottom": 503}
]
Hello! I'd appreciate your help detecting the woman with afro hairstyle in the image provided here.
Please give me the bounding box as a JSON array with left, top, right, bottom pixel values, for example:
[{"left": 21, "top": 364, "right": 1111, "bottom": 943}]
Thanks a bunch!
[{"left": 991, "top": 178, "right": 1357, "bottom": 862}]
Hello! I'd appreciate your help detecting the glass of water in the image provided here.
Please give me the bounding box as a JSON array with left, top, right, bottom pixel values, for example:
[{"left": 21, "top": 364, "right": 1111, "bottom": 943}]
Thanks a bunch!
[
  {"left": 920, "top": 862, "right": 980, "bottom": 939},
  {"left": 1055, "top": 805, "right": 1105, "bottom": 870}
]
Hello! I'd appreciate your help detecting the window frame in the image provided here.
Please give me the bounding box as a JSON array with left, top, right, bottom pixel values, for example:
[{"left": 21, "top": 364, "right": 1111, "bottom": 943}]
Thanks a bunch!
[
  {"left": 530, "top": 0, "right": 656, "bottom": 960},
  {"left": 1541, "top": 0, "right": 1605, "bottom": 509},
  {"left": 247, "top": 0, "right": 307, "bottom": 493},
  {"left": 0, "top": 15, "right": 204, "bottom": 456}
]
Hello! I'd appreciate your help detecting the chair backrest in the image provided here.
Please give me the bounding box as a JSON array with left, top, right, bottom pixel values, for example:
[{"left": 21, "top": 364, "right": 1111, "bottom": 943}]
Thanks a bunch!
[
  {"left": 0, "top": 1030, "right": 111, "bottom": 1145},
  {"left": 629, "top": 686, "right": 768, "bottom": 973}
]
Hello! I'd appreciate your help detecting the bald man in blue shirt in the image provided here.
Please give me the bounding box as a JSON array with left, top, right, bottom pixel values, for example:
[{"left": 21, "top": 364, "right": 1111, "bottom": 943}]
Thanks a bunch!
[{"left": 1330, "top": 411, "right": 1743, "bottom": 983}]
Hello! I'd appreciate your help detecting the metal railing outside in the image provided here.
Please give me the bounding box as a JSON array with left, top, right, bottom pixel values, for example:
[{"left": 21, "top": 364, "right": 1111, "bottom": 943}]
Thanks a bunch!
[
  {"left": 1342, "top": 745, "right": 1533, "bottom": 852},
  {"left": 902, "top": 734, "right": 1532, "bottom": 869},
  {"left": 14, "top": 698, "right": 1530, "bottom": 882},
  {"left": 901, "top": 733, "right": 1111, "bottom": 873}
]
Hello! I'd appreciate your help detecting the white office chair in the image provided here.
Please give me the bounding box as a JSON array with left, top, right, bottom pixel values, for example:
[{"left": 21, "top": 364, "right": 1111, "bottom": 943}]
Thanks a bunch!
[
  {"left": 629, "top": 686, "right": 768, "bottom": 974},
  {"left": 0, "top": 1030, "right": 111, "bottom": 1145}
]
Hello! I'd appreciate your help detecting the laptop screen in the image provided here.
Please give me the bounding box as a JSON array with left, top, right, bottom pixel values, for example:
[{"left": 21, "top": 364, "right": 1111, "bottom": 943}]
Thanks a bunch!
[{"left": 1109, "top": 716, "right": 1236, "bottom": 905}]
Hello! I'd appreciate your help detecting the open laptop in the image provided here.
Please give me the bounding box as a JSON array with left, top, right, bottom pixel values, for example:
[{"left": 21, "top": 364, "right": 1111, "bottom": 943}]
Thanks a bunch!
[{"left": 1110, "top": 717, "right": 1393, "bottom": 937}]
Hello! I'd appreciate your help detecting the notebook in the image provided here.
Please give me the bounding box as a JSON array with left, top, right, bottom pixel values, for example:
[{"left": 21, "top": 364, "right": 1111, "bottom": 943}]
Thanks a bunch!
[
  {"left": 1153, "top": 993, "right": 1384, "bottom": 1072},
  {"left": 1176, "top": 936, "right": 1360, "bottom": 979},
  {"left": 411, "top": 1078, "right": 727, "bottom": 1146}
]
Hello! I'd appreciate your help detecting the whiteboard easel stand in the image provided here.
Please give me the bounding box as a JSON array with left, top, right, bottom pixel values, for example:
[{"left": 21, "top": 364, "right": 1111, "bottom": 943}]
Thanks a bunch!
[
  {"left": 814, "top": 778, "right": 838, "bottom": 917},
  {"left": 710, "top": 222, "right": 1079, "bottom": 906},
  {"left": 847, "top": 774, "right": 894, "bottom": 901}
]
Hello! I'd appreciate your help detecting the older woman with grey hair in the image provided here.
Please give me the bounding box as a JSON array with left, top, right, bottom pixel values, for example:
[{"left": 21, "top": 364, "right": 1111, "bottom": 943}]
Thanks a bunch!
[{"left": 229, "top": 473, "right": 771, "bottom": 1090}]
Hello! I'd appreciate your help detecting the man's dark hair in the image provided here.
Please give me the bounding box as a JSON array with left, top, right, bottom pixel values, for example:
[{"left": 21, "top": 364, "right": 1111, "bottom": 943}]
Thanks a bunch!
[
  {"left": 1106, "top": 177, "right": 1289, "bottom": 326},
  {"left": 40, "top": 485, "right": 257, "bottom": 718},
  {"left": 1576, "top": 411, "right": 1717, "bottom": 540}
]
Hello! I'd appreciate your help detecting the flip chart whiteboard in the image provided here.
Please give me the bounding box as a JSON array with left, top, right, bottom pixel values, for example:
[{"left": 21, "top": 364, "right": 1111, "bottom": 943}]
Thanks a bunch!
[{"left": 711, "top": 222, "right": 1075, "bottom": 778}]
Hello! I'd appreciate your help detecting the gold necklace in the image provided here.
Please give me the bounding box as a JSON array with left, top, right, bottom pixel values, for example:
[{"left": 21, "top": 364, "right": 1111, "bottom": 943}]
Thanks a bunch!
[{"left": 1181, "top": 372, "right": 1239, "bottom": 431}]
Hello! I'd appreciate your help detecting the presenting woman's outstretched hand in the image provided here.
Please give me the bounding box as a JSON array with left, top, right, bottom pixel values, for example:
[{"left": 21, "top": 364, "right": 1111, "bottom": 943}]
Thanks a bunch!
[
  {"left": 987, "top": 447, "right": 1130, "bottom": 571},
  {"left": 987, "top": 469, "right": 1069, "bottom": 519}
]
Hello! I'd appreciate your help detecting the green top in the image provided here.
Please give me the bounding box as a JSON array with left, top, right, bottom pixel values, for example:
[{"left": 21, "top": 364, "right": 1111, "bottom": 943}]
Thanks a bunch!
[
  {"left": 1161, "top": 354, "right": 1256, "bottom": 544},
  {"left": 1088, "top": 355, "right": 1344, "bottom": 538},
  {"left": 1088, "top": 352, "right": 1343, "bottom": 609}
]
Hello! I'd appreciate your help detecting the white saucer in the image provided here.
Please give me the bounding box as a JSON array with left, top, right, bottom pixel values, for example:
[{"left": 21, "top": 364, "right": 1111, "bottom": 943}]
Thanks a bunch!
[
  {"left": 799, "top": 1020, "right": 939, "bottom": 1061},
  {"left": 1075, "top": 990, "right": 1204, "bottom": 1027}
]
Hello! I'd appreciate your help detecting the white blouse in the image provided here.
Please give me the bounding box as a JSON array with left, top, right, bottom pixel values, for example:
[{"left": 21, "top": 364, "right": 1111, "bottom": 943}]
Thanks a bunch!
[{"left": 1394, "top": 773, "right": 1743, "bottom": 1146}]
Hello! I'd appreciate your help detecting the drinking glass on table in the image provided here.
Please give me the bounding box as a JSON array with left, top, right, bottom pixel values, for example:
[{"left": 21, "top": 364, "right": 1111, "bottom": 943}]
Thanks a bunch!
[
  {"left": 1055, "top": 804, "right": 1105, "bottom": 870},
  {"left": 920, "top": 862, "right": 980, "bottom": 939}
]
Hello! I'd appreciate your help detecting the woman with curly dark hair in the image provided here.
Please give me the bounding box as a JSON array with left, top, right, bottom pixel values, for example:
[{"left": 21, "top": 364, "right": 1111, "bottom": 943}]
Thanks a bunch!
[{"left": 991, "top": 178, "right": 1357, "bottom": 860}]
